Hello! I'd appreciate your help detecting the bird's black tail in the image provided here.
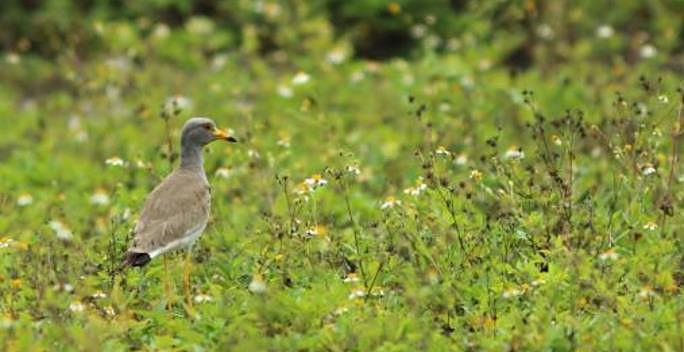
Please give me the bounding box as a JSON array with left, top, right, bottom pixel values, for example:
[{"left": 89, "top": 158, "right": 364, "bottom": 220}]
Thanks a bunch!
[{"left": 122, "top": 252, "right": 152, "bottom": 268}]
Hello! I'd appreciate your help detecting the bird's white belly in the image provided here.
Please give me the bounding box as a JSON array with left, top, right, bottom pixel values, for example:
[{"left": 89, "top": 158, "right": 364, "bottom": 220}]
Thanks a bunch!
[{"left": 148, "top": 223, "right": 206, "bottom": 258}]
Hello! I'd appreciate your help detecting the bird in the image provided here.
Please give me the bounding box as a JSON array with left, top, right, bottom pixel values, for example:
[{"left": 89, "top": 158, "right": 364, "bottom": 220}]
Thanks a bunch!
[{"left": 122, "top": 117, "right": 236, "bottom": 304}]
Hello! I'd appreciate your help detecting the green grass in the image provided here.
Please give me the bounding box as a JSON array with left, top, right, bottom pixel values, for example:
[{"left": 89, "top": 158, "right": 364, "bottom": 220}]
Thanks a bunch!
[{"left": 2, "top": 4, "right": 684, "bottom": 351}]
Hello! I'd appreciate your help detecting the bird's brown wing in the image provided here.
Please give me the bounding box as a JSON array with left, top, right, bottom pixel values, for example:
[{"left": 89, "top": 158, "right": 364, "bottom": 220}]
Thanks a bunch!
[{"left": 128, "top": 169, "right": 211, "bottom": 254}]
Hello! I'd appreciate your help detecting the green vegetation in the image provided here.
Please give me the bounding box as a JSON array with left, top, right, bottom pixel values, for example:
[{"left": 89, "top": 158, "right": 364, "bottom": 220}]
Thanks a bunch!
[{"left": 1, "top": 1, "right": 684, "bottom": 350}]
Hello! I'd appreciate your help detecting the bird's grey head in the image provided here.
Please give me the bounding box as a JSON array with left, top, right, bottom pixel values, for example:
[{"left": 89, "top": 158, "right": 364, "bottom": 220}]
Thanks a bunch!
[{"left": 181, "top": 117, "right": 237, "bottom": 147}]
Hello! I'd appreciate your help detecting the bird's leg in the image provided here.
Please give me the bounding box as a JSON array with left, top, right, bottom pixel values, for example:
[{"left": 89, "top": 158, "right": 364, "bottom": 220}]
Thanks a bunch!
[
  {"left": 163, "top": 255, "right": 173, "bottom": 311},
  {"left": 183, "top": 248, "right": 193, "bottom": 310}
]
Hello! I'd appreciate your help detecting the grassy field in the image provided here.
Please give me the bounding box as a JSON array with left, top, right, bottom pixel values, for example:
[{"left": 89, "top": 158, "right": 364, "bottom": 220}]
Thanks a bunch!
[{"left": 1, "top": 1, "right": 684, "bottom": 351}]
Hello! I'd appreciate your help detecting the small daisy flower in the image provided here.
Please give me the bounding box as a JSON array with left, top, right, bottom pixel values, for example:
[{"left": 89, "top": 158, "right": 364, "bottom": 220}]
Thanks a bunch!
[
  {"left": 435, "top": 146, "right": 451, "bottom": 156},
  {"left": 304, "top": 174, "right": 328, "bottom": 189},
  {"left": 16, "top": 194, "right": 33, "bottom": 206},
  {"left": 104, "top": 306, "right": 116, "bottom": 317},
  {"left": 641, "top": 164, "right": 656, "bottom": 176},
  {"left": 276, "top": 138, "right": 290, "bottom": 148},
  {"left": 92, "top": 291, "right": 107, "bottom": 299},
  {"left": 326, "top": 48, "right": 346, "bottom": 64},
  {"left": 637, "top": 286, "right": 657, "bottom": 300},
  {"left": 294, "top": 182, "right": 314, "bottom": 195},
  {"left": 531, "top": 279, "right": 546, "bottom": 287},
  {"left": 215, "top": 167, "right": 231, "bottom": 179},
  {"left": 551, "top": 135, "right": 562, "bottom": 146},
  {"left": 135, "top": 160, "right": 148, "bottom": 168},
  {"left": 193, "top": 294, "right": 213, "bottom": 303},
  {"left": 348, "top": 288, "right": 366, "bottom": 300},
  {"left": 346, "top": 165, "right": 361, "bottom": 176},
  {"left": 292, "top": 72, "right": 311, "bottom": 85},
  {"left": 90, "top": 189, "right": 110, "bottom": 206},
  {"left": 404, "top": 178, "right": 428, "bottom": 196},
  {"left": 596, "top": 25, "right": 614, "bottom": 38},
  {"left": 247, "top": 149, "right": 260, "bottom": 159},
  {"left": 455, "top": 153, "right": 468, "bottom": 166},
  {"left": 6, "top": 52, "right": 20, "bottom": 64},
  {"left": 248, "top": 274, "right": 267, "bottom": 294},
  {"left": 277, "top": 85, "right": 293, "bottom": 98},
  {"left": 105, "top": 156, "right": 125, "bottom": 167},
  {"left": 304, "top": 225, "right": 328, "bottom": 239},
  {"left": 49, "top": 220, "right": 73, "bottom": 241},
  {"left": 599, "top": 248, "right": 619, "bottom": 261},
  {"left": 536, "top": 24, "right": 554, "bottom": 39},
  {"left": 0, "top": 238, "right": 15, "bottom": 249},
  {"left": 658, "top": 95, "right": 669, "bottom": 104},
  {"left": 333, "top": 307, "right": 349, "bottom": 316},
  {"left": 165, "top": 95, "right": 192, "bottom": 111},
  {"left": 469, "top": 169, "right": 482, "bottom": 181},
  {"left": 640, "top": 44, "right": 657, "bottom": 59},
  {"left": 504, "top": 148, "right": 525, "bottom": 160},
  {"left": 643, "top": 222, "right": 658, "bottom": 231},
  {"left": 343, "top": 273, "right": 360, "bottom": 283},
  {"left": 381, "top": 196, "right": 401, "bottom": 209},
  {"left": 502, "top": 287, "right": 523, "bottom": 299},
  {"left": 69, "top": 302, "right": 85, "bottom": 313}
]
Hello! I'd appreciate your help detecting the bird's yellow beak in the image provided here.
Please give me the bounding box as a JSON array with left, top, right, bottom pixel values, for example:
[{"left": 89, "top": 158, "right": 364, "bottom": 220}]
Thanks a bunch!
[{"left": 212, "top": 127, "right": 238, "bottom": 143}]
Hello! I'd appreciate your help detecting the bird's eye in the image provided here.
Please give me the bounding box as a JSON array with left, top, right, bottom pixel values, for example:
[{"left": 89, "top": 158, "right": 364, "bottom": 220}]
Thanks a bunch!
[{"left": 202, "top": 124, "right": 212, "bottom": 130}]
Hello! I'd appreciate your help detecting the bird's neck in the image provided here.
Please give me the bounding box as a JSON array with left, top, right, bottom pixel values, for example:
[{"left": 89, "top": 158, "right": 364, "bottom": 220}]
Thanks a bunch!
[{"left": 179, "top": 143, "right": 205, "bottom": 171}]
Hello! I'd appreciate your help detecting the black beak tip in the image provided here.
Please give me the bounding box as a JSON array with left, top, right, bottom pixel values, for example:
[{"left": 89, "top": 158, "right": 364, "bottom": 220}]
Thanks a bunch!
[{"left": 226, "top": 136, "right": 238, "bottom": 143}]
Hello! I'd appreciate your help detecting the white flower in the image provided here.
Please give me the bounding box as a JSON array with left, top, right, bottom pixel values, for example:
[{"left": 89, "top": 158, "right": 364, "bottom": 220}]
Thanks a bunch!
[
  {"left": 247, "top": 149, "right": 260, "bottom": 159},
  {"left": 49, "top": 220, "right": 73, "bottom": 241},
  {"left": 104, "top": 306, "right": 116, "bottom": 317},
  {"left": 292, "top": 72, "right": 310, "bottom": 85},
  {"left": 536, "top": 24, "right": 554, "bottom": 39},
  {"left": 381, "top": 196, "right": 401, "bottom": 209},
  {"left": 90, "top": 189, "right": 110, "bottom": 206},
  {"left": 410, "top": 24, "right": 427, "bottom": 38},
  {"left": 596, "top": 25, "right": 614, "bottom": 38},
  {"left": 6, "top": 52, "right": 20, "bottom": 64},
  {"left": 152, "top": 23, "right": 170, "bottom": 39},
  {"left": 0, "top": 238, "right": 15, "bottom": 249},
  {"left": 326, "top": 48, "right": 346, "bottom": 64},
  {"left": 641, "top": 165, "right": 656, "bottom": 176},
  {"left": 435, "top": 146, "right": 451, "bottom": 156},
  {"left": 343, "top": 273, "right": 361, "bottom": 283},
  {"left": 304, "top": 174, "right": 328, "bottom": 189},
  {"left": 643, "top": 222, "right": 658, "bottom": 231},
  {"left": 333, "top": 307, "right": 349, "bottom": 316},
  {"left": 348, "top": 288, "right": 366, "bottom": 300},
  {"left": 346, "top": 165, "right": 361, "bottom": 176},
  {"left": 215, "top": 167, "right": 231, "bottom": 179},
  {"left": 640, "top": 45, "right": 657, "bottom": 59},
  {"left": 276, "top": 138, "right": 290, "bottom": 148},
  {"left": 17, "top": 194, "right": 33, "bottom": 206},
  {"left": 350, "top": 71, "right": 365, "bottom": 83},
  {"left": 455, "top": 154, "right": 468, "bottom": 166},
  {"left": 248, "top": 274, "right": 267, "bottom": 294},
  {"left": 92, "top": 291, "right": 107, "bottom": 299},
  {"left": 502, "top": 287, "right": 523, "bottom": 299},
  {"left": 105, "top": 157, "right": 125, "bottom": 167},
  {"left": 165, "top": 95, "right": 192, "bottom": 111},
  {"left": 598, "top": 248, "right": 619, "bottom": 261},
  {"left": 638, "top": 287, "right": 657, "bottom": 300},
  {"left": 504, "top": 148, "right": 525, "bottom": 160},
  {"left": 404, "top": 179, "right": 428, "bottom": 197},
  {"left": 531, "top": 279, "right": 546, "bottom": 287},
  {"left": 304, "top": 225, "right": 327, "bottom": 239},
  {"left": 277, "top": 85, "right": 293, "bottom": 98},
  {"left": 469, "top": 169, "right": 482, "bottom": 181},
  {"left": 193, "top": 294, "right": 213, "bottom": 303},
  {"left": 658, "top": 95, "right": 669, "bottom": 104},
  {"left": 63, "top": 283, "right": 74, "bottom": 293},
  {"left": 211, "top": 53, "right": 229, "bottom": 71},
  {"left": 69, "top": 302, "right": 85, "bottom": 313}
]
